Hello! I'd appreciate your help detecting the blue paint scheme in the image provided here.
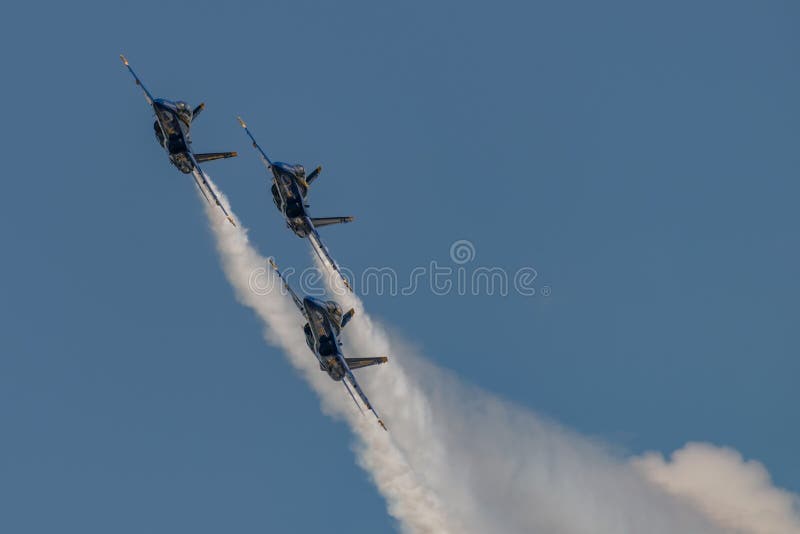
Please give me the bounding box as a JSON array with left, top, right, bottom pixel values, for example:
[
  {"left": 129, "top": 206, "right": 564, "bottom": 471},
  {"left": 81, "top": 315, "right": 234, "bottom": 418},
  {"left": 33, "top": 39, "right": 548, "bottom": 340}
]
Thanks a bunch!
[
  {"left": 120, "top": 55, "right": 237, "bottom": 225},
  {"left": 303, "top": 296, "right": 349, "bottom": 380},
  {"left": 271, "top": 260, "right": 388, "bottom": 430},
  {"left": 238, "top": 118, "right": 354, "bottom": 289},
  {"left": 151, "top": 99, "right": 194, "bottom": 172}
]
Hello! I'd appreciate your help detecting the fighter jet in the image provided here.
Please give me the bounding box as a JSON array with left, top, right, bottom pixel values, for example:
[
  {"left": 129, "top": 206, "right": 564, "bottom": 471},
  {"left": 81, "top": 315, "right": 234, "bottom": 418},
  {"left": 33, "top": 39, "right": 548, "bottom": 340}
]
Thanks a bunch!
[
  {"left": 238, "top": 117, "right": 354, "bottom": 290},
  {"left": 270, "top": 259, "right": 388, "bottom": 431},
  {"left": 120, "top": 55, "right": 237, "bottom": 226}
]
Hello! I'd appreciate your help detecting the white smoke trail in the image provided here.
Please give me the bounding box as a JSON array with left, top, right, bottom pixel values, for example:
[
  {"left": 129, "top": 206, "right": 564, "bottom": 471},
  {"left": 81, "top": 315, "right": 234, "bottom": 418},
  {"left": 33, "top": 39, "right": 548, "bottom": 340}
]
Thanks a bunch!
[
  {"left": 316, "top": 261, "right": 800, "bottom": 534},
  {"left": 634, "top": 443, "right": 800, "bottom": 534},
  {"left": 199, "top": 178, "right": 798, "bottom": 534},
  {"left": 316, "top": 265, "right": 725, "bottom": 534},
  {"left": 200, "top": 187, "right": 456, "bottom": 533}
]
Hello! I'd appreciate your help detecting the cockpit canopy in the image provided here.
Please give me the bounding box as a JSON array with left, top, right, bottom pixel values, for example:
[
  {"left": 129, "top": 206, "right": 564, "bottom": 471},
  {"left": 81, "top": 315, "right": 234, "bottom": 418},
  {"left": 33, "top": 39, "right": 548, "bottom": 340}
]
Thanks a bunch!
[
  {"left": 326, "top": 300, "right": 342, "bottom": 319},
  {"left": 175, "top": 101, "right": 192, "bottom": 122},
  {"left": 274, "top": 162, "right": 305, "bottom": 177}
]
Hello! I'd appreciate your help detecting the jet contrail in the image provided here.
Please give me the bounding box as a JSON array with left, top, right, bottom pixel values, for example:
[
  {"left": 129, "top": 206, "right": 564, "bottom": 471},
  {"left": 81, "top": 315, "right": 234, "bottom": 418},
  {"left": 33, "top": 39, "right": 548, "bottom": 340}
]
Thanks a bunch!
[{"left": 199, "top": 177, "right": 799, "bottom": 534}]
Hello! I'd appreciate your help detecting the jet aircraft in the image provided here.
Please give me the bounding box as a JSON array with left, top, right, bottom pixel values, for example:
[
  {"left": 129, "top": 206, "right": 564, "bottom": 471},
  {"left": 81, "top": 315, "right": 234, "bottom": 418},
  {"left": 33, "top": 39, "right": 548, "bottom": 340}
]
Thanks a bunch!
[
  {"left": 238, "top": 117, "right": 354, "bottom": 290},
  {"left": 270, "top": 259, "right": 388, "bottom": 430},
  {"left": 120, "top": 55, "right": 237, "bottom": 226}
]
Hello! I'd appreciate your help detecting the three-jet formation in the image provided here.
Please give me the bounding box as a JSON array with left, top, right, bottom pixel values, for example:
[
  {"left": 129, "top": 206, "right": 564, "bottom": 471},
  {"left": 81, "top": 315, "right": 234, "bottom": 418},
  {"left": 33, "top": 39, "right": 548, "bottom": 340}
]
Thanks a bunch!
[
  {"left": 121, "top": 57, "right": 390, "bottom": 429},
  {"left": 120, "top": 55, "right": 238, "bottom": 226},
  {"left": 270, "top": 259, "right": 388, "bottom": 431},
  {"left": 238, "top": 117, "right": 354, "bottom": 290}
]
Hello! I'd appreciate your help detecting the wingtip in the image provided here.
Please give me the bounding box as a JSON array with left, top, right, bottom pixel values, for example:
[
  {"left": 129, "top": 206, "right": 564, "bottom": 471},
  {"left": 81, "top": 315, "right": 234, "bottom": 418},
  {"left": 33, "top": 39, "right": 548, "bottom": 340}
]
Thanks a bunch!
[
  {"left": 237, "top": 116, "right": 247, "bottom": 128},
  {"left": 378, "top": 420, "right": 388, "bottom": 431},
  {"left": 119, "top": 54, "right": 129, "bottom": 66},
  {"left": 268, "top": 257, "right": 278, "bottom": 270}
]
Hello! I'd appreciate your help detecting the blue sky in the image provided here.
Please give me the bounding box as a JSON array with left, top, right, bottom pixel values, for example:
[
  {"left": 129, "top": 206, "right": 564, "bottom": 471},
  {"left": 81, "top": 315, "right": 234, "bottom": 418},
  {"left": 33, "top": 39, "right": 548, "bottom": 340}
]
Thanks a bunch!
[{"left": 1, "top": 1, "right": 798, "bottom": 532}]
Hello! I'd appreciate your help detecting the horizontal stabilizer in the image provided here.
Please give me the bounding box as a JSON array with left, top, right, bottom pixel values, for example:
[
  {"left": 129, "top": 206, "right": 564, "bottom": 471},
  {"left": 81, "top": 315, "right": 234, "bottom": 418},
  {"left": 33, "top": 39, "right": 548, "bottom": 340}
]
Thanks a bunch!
[
  {"left": 189, "top": 156, "right": 236, "bottom": 226},
  {"left": 345, "top": 357, "right": 388, "bottom": 370},
  {"left": 311, "top": 216, "right": 354, "bottom": 228},
  {"left": 308, "top": 226, "right": 353, "bottom": 292},
  {"left": 195, "top": 152, "right": 238, "bottom": 163}
]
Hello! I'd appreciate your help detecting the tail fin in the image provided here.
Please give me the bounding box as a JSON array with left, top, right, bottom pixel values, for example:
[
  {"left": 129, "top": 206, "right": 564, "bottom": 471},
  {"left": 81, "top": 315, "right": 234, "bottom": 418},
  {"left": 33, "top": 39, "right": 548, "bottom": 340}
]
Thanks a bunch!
[
  {"left": 306, "top": 165, "right": 322, "bottom": 185},
  {"left": 195, "top": 152, "right": 238, "bottom": 163},
  {"left": 345, "top": 357, "right": 388, "bottom": 370},
  {"left": 311, "top": 216, "right": 354, "bottom": 228},
  {"left": 341, "top": 308, "right": 355, "bottom": 328},
  {"left": 192, "top": 102, "right": 205, "bottom": 120}
]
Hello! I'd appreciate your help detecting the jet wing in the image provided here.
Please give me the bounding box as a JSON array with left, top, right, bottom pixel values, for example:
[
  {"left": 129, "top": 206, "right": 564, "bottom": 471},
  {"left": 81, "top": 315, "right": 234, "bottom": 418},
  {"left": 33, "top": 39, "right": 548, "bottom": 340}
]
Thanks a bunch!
[
  {"left": 237, "top": 117, "right": 273, "bottom": 172},
  {"left": 268, "top": 259, "right": 305, "bottom": 313},
  {"left": 307, "top": 222, "right": 352, "bottom": 291},
  {"left": 340, "top": 357, "right": 387, "bottom": 431},
  {"left": 189, "top": 154, "right": 236, "bottom": 226},
  {"left": 119, "top": 55, "right": 154, "bottom": 106}
]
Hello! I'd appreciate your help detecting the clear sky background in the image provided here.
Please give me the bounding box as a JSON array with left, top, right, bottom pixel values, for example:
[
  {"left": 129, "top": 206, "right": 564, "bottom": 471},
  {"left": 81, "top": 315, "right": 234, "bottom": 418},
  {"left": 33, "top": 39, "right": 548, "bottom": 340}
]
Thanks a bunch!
[{"left": 1, "top": 1, "right": 798, "bottom": 532}]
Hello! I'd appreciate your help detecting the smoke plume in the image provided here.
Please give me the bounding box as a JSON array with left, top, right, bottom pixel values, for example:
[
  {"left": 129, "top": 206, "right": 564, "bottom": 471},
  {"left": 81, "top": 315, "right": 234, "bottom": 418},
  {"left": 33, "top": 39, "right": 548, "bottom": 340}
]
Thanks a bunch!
[{"left": 200, "top": 179, "right": 798, "bottom": 534}]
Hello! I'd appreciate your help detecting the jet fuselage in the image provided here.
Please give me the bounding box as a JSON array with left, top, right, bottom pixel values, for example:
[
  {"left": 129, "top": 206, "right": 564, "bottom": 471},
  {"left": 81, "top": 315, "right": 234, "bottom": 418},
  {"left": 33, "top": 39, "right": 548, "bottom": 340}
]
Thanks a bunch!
[
  {"left": 269, "top": 162, "right": 312, "bottom": 237},
  {"left": 302, "top": 296, "right": 348, "bottom": 381},
  {"left": 152, "top": 98, "right": 194, "bottom": 174}
]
